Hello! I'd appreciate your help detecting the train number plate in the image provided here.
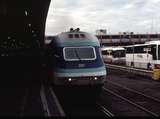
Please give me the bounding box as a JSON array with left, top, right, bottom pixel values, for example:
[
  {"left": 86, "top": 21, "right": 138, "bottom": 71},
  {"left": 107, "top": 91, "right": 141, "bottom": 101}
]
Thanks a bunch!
[{"left": 78, "top": 63, "right": 85, "bottom": 68}]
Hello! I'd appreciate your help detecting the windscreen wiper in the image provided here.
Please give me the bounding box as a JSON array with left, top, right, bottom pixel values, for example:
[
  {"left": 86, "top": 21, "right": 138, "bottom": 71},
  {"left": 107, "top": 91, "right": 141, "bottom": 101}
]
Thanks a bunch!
[{"left": 74, "top": 49, "right": 81, "bottom": 61}]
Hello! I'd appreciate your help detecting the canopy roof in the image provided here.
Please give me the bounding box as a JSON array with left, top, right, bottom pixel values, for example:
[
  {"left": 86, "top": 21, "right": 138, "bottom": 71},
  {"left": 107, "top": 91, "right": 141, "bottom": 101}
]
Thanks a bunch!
[{"left": 0, "top": 0, "right": 51, "bottom": 55}]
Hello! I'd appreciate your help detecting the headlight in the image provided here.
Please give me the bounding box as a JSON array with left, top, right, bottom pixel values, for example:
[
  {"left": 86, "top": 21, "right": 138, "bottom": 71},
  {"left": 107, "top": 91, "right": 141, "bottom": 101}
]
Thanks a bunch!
[
  {"left": 94, "top": 77, "right": 97, "bottom": 80},
  {"left": 68, "top": 78, "right": 72, "bottom": 82}
]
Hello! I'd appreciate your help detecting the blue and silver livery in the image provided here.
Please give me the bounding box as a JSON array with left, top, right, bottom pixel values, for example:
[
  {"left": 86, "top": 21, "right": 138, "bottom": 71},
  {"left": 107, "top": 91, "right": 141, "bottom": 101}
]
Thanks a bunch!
[{"left": 46, "top": 28, "right": 106, "bottom": 86}]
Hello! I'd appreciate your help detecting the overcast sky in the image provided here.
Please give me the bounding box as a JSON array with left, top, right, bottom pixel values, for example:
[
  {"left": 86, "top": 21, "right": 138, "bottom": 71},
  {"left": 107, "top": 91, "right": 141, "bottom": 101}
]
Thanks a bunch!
[{"left": 45, "top": 0, "right": 160, "bottom": 35}]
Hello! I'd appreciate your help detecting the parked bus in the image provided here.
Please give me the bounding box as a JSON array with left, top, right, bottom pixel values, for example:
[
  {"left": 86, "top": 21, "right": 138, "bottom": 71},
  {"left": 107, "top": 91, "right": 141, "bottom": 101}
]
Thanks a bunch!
[
  {"left": 101, "top": 47, "right": 126, "bottom": 65},
  {"left": 125, "top": 40, "right": 160, "bottom": 70}
]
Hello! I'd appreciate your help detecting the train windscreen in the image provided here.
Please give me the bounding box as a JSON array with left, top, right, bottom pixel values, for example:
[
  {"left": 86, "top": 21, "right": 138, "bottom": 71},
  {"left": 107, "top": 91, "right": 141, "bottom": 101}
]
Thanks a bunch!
[{"left": 63, "top": 47, "right": 96, "bottom": 61}]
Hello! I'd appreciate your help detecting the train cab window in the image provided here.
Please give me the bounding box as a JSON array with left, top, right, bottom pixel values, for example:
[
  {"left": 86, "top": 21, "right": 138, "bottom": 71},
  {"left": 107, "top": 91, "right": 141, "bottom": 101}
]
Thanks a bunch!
[
  {"left": 68, "top": 34, "right": 73, "bottom": 38},
  {"left": 80, "top": 34, "right": 85, "bottom": 38},
  {"left": 75, "top": 34, "right": 79, "bottom": 38},
  {"left": 63, "top": 47, "right": 96, "bottom": 61}
]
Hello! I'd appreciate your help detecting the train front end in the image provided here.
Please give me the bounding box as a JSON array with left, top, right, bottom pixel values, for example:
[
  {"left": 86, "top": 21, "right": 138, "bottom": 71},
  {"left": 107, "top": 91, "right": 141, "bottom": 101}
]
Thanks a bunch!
[{"left": 52, "top": 29, "right": 106, "bottom": 88}]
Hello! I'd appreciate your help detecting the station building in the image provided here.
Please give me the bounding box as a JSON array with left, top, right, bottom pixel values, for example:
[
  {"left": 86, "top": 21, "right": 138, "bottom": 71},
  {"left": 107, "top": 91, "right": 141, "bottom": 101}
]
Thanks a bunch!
[{"left": 96, "top": 32, "right": 160, "bottom": 46}]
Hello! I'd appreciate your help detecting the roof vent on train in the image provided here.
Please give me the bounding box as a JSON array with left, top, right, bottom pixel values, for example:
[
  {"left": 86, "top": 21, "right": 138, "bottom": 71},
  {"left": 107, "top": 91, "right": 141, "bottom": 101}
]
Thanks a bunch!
[
  {"left": 69, "top": 28, "right": 80, "bottom": 32},
  {"left": 70, "top": 28, "right": 74, "bottom": 32},
  {"left": 75, "top": 28, "right": 80, "bottom": 32},
  {"left": 68, "top": 28, "right": 86, "bottom": 38}
]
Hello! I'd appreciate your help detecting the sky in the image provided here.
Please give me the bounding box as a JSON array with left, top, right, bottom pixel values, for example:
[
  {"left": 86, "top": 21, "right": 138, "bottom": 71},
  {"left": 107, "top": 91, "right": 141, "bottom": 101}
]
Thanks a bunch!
[{"left": 45, "top": 0, "right": 160, "bottom": 35}]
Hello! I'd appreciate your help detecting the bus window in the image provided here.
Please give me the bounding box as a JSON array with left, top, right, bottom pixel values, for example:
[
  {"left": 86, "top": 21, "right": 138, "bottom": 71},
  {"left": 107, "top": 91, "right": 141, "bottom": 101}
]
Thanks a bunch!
[
  {"left": 113, "top": 50, "right": 125, "bottom": 58},
  {"left": 126, "top": 47, "right": 133, "bottom": 53},
  {"left": 107, "top": 50, "right": 112, "bottom": 56},
  {"left": 135, "top": 46, "right": 145, "bottom": 53},
  {"left": 102, "top": 50, "right": 107, "bottom": 55},
  {"left": 149, "top": 45, "right": 157, "bottom": 60},
  {"left": 101, "top": 50, "right": 112, "bottom": 56},
  {"left": 158, "top": 45, "right": 160, "bottom": 60},
  {"left": 120, "top": 50, "right": 125, "bottom": 57}
]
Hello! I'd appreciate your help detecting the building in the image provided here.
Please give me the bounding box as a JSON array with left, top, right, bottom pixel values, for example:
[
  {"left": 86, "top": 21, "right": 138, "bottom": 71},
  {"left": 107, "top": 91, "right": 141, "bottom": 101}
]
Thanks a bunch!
[
  {"left": 96, "top": 33, "right": 160, "bottom": 46},
  {"left": 96, "top": 29, "right": 107, "bottom": 35}
]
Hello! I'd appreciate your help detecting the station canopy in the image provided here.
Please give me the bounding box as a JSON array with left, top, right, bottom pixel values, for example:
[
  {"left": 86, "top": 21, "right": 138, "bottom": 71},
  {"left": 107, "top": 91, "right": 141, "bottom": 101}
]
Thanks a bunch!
[{"left": 0, "top": 0, "right": 51, "bottom": 56}]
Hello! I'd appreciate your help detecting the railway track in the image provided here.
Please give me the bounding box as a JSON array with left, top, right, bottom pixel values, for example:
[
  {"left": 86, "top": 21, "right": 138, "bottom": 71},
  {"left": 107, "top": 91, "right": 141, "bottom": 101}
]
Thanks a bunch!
[
  {"left": 103, "top": 80, "right": 160, "bottom": 117},
  {"left": 19, "top": 88, "right": 29, "bottom": 116},
  {"left": 40, "top": 84, "right": 65, "bottom": 117},
  {"left": 106, "top": 80, "right": 160, "bottom": 102},
  {"left": 96, "top": 102, "right": 114, "bottom": 117},
  {"left": 18, "top": 83, "right": 65, "bottom": 116}
]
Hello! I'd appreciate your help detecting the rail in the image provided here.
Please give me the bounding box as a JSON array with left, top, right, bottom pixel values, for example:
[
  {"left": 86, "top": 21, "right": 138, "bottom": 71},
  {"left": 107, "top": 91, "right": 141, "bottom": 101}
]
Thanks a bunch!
[
  {"left": 107, "top": 80, "right": 160, "bottom": 103},
  {"left": 40, "top": 84, "right": 65, "bottom": 117},
  {"left": 96, "top": 102, "right": 114, "bottom": 117},
  {"left": 103, "top": 87, "right": 159, "bottom": 117}
]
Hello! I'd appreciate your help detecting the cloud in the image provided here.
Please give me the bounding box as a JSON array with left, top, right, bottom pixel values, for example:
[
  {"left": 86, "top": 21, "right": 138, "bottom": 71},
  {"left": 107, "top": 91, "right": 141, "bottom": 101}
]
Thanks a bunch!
[
  {"left": 46, "top": 14, "right": 75, "bottom": 35},
  {"left": 45, "top": 0, "right": 160, "bottom": 35}
]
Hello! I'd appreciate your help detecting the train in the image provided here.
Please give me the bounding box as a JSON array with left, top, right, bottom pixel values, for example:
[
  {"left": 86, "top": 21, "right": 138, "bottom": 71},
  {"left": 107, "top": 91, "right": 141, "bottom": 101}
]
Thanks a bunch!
[
  {"left": 45, "top": 28, "right": 106, "bottom": 92},
  {"left": 101, "top": 40, "right": 160, "bottom": 70},
  {"left": 101, "top": 46, "right": 126, "bottom": 65}
]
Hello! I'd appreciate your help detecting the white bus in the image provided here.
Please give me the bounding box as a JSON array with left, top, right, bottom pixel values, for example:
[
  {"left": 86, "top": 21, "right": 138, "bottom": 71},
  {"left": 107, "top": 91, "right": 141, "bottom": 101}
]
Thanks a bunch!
[
  {"left": 125, "top": 40, "right": 160, "bottom": 70},
  {"left": 101, "top": 47, "right": 126, "bottom": 65}
]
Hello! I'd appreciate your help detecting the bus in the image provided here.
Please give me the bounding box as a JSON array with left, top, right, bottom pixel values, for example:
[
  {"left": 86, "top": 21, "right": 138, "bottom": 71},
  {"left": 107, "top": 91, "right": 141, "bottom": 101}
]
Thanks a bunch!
[
  {"left": 101, "top": 46, "right": 126, "bottom": 65},
  {"left": 125, "top": 40, "right": 160, "bottom": 70}
]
